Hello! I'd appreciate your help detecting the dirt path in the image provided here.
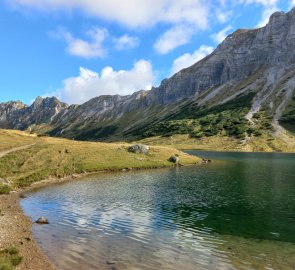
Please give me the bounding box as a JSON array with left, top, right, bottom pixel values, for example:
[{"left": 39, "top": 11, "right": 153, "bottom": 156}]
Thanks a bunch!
[{"left": 0, "top": 144, "right": 35, "bottom": 159}]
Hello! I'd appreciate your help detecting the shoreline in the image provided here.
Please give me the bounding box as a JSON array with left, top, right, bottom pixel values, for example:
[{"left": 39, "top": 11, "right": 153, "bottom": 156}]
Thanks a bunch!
[
  {"left": 0, "top": 163, "right": 198, "bottom": 270},
  {"left": 1, "top": 150, "right": 294, "bottom": 269}
]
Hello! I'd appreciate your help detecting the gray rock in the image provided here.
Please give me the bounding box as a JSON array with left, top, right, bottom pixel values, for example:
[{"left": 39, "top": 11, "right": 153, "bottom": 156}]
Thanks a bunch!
[
  {"left": 128, "top": 144, "right": 149, "bottom": 154},
  {"left": 36, "top": 217, "right": 49, "bottom": 224},
  {"left": 169, "top": 156, "right": 180, "bottom": 163}
]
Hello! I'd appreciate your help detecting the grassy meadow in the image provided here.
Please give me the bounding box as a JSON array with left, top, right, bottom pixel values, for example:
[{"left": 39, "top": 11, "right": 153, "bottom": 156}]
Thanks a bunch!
[{"left": 0, "top": 130, "right": 200, "bottom": 189}]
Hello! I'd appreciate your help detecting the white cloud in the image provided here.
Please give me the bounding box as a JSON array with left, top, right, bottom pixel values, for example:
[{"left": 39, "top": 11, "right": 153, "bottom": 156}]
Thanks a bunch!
[
  {"left": 10, "top": 0, "right": 209, "bottom": 29},
  {"left": 291, "top": 0, "right": 295, "bottom": 6},
  {"left": 47, "top": 60, "right": 155, "bottom": 104},
  {"left": 54, "top": 27, "right": 108, "bottom": 58},
  {"left": 211, "top": 25, "right": 233, "bottom": 44},
  {"left": 114, "top": 35, "right": 139, "bottom": 50},
  {"left": 241, "top": 0, "right": 279, "bottom": 28},
  {"left": 154, "top": 25, "right": 194, "bottom": 54},
  {"left": 216, "top": 9, "right": 233, "bottom": 23},
  {"left": 171, "top": 45, "right": 214, "bottom": 74},
  {"left": 241, "top": 0, "right": 278, "bottom": 5},
  {"left": 256, "top": 6, "right": 279, "bottom": 27}
]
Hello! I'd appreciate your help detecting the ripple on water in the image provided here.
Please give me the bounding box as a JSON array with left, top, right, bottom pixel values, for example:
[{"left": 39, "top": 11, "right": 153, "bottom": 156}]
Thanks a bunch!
[{"left": 21, "top": 152, "right": 295, "bottom": 270}]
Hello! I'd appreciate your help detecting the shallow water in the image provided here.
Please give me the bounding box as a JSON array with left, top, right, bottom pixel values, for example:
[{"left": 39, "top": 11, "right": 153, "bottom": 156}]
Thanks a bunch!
[{"left": 21, "top": 151, "right": 295, "bottom": 270}]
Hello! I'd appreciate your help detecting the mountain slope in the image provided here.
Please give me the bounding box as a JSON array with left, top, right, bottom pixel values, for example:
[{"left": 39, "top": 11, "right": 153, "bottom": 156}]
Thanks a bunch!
[{"left": 1, "top": 9, "right": 295, "bottom": 151}]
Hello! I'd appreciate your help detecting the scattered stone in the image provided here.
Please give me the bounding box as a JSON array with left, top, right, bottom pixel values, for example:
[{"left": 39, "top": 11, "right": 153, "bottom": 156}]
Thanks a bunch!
[
  {"left": 19, "top": 194, "right": 27, "bottom": 199},
  {"left": 128, "top": 144, "right": 149, "bottom": 154},
  {"left": 36, "top": 217, "right": 49, "bottom": 224},
  {"left": 106, "top": 260, "right": 116, "bottom": 265},
  {"left": 169, "top": 155, "right": 180, "bottom": 163},
  {"left": 202, "top": 158, "right": 212, "bottom": 164}
]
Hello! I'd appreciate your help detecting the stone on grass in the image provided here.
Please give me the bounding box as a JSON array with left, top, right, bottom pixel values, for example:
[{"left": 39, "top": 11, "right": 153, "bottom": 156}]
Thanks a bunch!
[{"left": 128, "top": 144, "right": 149, "bottom": 154}]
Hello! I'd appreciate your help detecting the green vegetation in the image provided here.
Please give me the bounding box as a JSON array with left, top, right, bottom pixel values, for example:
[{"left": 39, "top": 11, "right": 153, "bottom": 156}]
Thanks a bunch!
[
  {"left": 143, "top": 93, "right": 256, "bottom": 140},
  {"left": 252, "top": 110, "right": 274, "bottom": 133},
  {"left": 0, "top": 130, "right": 200, "bottom": 188},
  {"left": 0, "top": 248, "right": 22, "bottom": 270},
  {"left": 280, "top": 94, "right": 295, "bottom": 133},
  {"left": 0, "top": 184, "right": 12, "bottom": 195}
]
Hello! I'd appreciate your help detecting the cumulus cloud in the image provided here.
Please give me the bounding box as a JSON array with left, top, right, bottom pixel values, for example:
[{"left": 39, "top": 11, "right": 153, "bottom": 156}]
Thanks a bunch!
[
  {"left": 241, "top": 0, "right": 278, "bottom": 27},
  {"left": 11, "top": 0, "right": 209, "bottom": 54},
  {"left": 256, "top": 6, "right": 279, "bottom": 27},
  {"left": 171, "top": 45, "right": 214, "bottom": 74},
  {"left": 9, "top": 0, "right": 209, "bottom": 29},
  {"left": 47, "top": 60, "right": 155, "bottom": 104},
  {"left": 154, "top": 25, "right": 194, "bottom": 54},
  {"left": 114, "top": 35, "right": 139, "bottom": 50},
  {"left": 211, "top": 25, "right": 233, "bottom": 44},
  {"left": 53, "top": 27, "right": 108, "bottom": 58}
]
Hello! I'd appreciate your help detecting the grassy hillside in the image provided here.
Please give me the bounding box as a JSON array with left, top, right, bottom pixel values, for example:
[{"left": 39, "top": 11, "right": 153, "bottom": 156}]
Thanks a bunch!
[
  {"left": 0, "top": 130, "right": 201, "bottom": 189},
  {"left": 137, "top": 132, "right": 295, "bottom": 152}
]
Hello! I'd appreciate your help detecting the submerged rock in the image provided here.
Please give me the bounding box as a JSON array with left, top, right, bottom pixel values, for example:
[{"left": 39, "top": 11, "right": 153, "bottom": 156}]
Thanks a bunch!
[
  {"left": 36, "top": 217, "right": 49, "bottom": 224},
  {"left": 128, "top": 144, "right": 149, "bottom": 154}
]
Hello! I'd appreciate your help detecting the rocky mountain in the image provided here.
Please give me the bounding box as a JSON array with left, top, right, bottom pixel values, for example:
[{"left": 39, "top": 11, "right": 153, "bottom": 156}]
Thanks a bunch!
[{"left": 1, "top": 9, "right": 295, "bottom": 144}]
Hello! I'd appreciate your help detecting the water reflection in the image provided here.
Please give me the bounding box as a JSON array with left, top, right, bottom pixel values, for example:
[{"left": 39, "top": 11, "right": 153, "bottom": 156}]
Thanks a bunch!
[{"left": 21, "top": 152, "right": 295, "bottom": 270}]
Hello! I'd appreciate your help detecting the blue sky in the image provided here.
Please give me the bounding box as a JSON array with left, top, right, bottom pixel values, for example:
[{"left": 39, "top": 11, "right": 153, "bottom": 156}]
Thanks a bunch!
[{"left": 0, "top": 0, "right": 293, "bottom": 104}]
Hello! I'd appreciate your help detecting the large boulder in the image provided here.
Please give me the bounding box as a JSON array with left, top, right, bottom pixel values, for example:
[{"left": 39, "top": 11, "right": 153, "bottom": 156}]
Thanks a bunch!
[
  {"left": 128, "top": 144, "right": 149, "bottom": 154},
  {"left": 169, "top": 155, "right": 180, "bottom": 163}
]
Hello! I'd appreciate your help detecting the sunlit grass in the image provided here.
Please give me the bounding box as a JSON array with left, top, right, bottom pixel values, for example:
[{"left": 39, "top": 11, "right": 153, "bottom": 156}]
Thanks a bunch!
[{"left": 0, "top": 130, "right": 201, "bottom": 188}]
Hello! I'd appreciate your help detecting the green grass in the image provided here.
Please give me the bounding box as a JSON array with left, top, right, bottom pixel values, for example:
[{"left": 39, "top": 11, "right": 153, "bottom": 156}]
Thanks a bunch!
[
  {"left": 0, "top": 248, "right": 22, "bottom": 270},
  {"left": 0, "top": 130, "right": 201, "bottom": 188},
  {"left": 0, "top": 185, "right": 12, "bottom": 195}
]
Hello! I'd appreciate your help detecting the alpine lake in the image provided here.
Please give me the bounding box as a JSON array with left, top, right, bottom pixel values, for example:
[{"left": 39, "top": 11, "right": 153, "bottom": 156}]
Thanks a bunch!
[{"left": 21, "top": 151, "right": 295, "bottom": 270}]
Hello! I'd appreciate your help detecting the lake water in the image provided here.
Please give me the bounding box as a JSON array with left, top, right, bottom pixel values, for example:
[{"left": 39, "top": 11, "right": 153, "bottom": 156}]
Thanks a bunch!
[{"left": 21, "top": 151, "right": 295, "bottom": 270}]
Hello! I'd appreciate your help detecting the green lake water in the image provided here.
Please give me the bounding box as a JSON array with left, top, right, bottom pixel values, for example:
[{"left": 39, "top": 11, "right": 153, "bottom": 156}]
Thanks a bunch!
[{"left": 21, "top": 151, "right": 295, "bottom": 270}]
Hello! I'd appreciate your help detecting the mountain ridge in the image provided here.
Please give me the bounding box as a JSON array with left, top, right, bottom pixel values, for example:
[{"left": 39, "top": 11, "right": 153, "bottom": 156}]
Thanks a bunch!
[{"left": 1, "top": 8, "right": 295, "bottom": 150}]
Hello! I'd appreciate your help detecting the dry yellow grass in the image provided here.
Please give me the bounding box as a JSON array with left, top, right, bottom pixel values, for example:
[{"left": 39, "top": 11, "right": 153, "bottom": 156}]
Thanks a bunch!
[
  {"left": 0, "top": 130, "right": 201, "bottom": 188},
  {"left": 0, "top": 130, "right": 38, "bottom": 152},
  {"left": 137, "top": 132, "right": 295, "bottom": 152}
]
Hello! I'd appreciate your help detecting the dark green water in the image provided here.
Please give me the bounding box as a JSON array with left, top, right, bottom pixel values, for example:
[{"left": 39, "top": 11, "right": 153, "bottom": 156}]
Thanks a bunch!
[{"left": 21, "top": 151, "right": 295, "bottom": 270}]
